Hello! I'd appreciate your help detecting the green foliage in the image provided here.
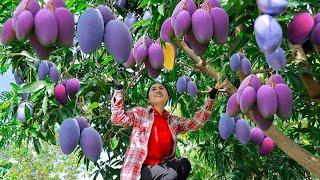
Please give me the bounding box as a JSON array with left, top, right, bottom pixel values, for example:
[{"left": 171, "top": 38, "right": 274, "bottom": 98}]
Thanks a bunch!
[{"left": 0, "top": 0, "right": 319, "bottom": 179}]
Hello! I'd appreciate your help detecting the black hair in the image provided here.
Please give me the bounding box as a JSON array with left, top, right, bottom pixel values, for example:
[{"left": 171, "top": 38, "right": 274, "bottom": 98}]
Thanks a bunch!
[{"left": 147, "top": 82, "right": 169, "bottom": 99}]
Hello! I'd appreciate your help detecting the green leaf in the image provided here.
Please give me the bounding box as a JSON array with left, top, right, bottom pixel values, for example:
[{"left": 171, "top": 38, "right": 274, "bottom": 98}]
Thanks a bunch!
[
  {"left": 176, "top": 145, "right": 181, "bottom": 158},
  {"left": 24, "top": 103, "right": 32, "bottom": 120},
  {"left": 18, "top": 81, "right": 47, "bottom": 93},
  {"left": 158, "top": 4, "right": 164, "bottom": 16},
  {"left": 10, "top": 83, "right": 19, "bottom": 90},
  {"left": 111, "top": 136, "right": 119, "bottom": 150},
  {"left": 89, "top": 102, "right": 99, "bottom": 110},
  {"left": 33, "top": 137, "right": 41, "bottom": 154},
  {"left": 46, "top": 83, "right": 55, "bottom": 96},
  {"left": 42, "top": 95, "right": 48, "bottom": 115},
  {"left": 67, "top": 0, "right": 77, "bottom": 9}
]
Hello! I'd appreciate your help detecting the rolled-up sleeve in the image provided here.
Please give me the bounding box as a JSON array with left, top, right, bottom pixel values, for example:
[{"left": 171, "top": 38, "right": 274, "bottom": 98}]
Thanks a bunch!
[
  {"left": 177, "top": 98, "right": 215, "bottom": 133},
  {"left": 110, "top": 90, "right": 135, "bottom": 127}
]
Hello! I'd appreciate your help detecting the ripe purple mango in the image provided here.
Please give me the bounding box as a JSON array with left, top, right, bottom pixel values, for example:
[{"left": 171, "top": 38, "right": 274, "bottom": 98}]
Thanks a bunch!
[
  {"left": 171, "top": 0, "right": 197, "bottom": 28},
  {"left": 123, "top": 50, "right": 136, "bottom": 68},
  {"left": 124, "top": 14, "right": 137, "bottom": 29},
  {"left": 218, "top": 113, "right": 235, "bottom": 140},
  {"left": 97, "top": 5, "right": 115, "bottom": 26},
  {"left": 201, "top": 0, "right": 221, "bottom": 9},
  {"left": 187, "top": 81, "right": 197, "bottom": 97},
  {"left": 311, "top": 23, "right": 320, "bottom": 45},
  {"left": 59, "top": 118, "right": 80, "bottom": 154},
  {"left": 74, "top": 116, "right": 89, "bottom": 132},
  {"left": 134, "top": 44, "right": 148, "bottom": 65},
  {"left": 183, "top": 76, "right": 191, "bottom": 83},
  {"left": 29, "top": 33, "right": 53, "bottom": 59},
  {"left": 176, "top": 77, "right": 187, "bottom": 94},
  {"left": 230, "top": 53, "right": 241, "bottom": 72},
  {"left": 15, "top": 10, "right": 33, "bottom": 41},
  {"left": 265, "top": 47, "right": 286, "bottom": 71},
  {"left": 14, "top": 69, "right": 23, "bottom": 85},
  {"left": 54, "top": 84, "right": 68, "bottom": 104},
  {"left": 144, "top": 60, "right": 161, "bottom": 78},
  {"left": 288, "top": 13, "right": 314, "bottom": 45},
  {"left": 66, "top": 78, "right": 80, "bottom": 96},
  {"left": 49, "top": 66, "right": 60, "bottom": 83},
  {"left": 134, "top": 36, "right": 152, "bottom": 50},
  {"left": 258, "top": 137, "right": 274, "bottom": 156},
  {"left": 240, "top": 86, "right": 256, "bottom": 113},
  {"left": 54, "top": 7, "right": 75, "bottom": 48},
  {"left": 226, "top": 93, "right": 240, "bottom": 117},
  {"left": 38, "top": 62, "right": 50, "bottom": 80},
  {"left": 314, "top": 13, "right": 320, "bottom": 25},
  {"left": 148, "top": 43, "right": 164, "bottom": 69},
  {"left": 17, "top": 102, "right": 33, "bottom": 122},
  {"left": 237, "top": 74, "right": 262, "bottom": 103},
  {"left": 250, "top": 127, "right": 264, "bottom": 145},
  {"left": 80, "top": 127, "right": 102, "bottom": 162},
  {"left": 235, "top": 119, "right": 251, "bottom": 145},
  {"left": 251, "top": 105, "right": 273, "bottom": 130},
  {"left": 115, "top": 0, "right": 126, "bottom": 9},
  {"left": 257, "top": 85, "right": 278, "bottom": 119},
  {"left": 192, "top": 9, "right": 213, "bottom": 44},
  {"left": 143, "top": 11, "right": 152, "bottom": 20},
  {"left": 210, "top": 8, "right": 229, "bottom": 44},
  {"left": 174, "top": 10, "right": 191, "bottom": 38},
  {"left": 13, "top": 0, "right": 40, "bottom": 22},
  {"left": 61, "top": 79, "right": 68, "bottom": 87},
  {"left": 274, "top": 84, "right": 292, "bottom": 119},
  {"left": 240, "top": 57, "right": 251, "bottom": 75},
  {"left": 160, "top": 18, "right": 174, "bottom": 42},
  {"left": 142, "top": 11, "right": 152, "bottom": 27},
  {"left": 266, "top": 74, "right": 285, "bottom": 86},
  {"left": 77, "top": 8, "right": 104, "bottom": 54},
  {"left": 234, "top": 114, "right": 241, "bottom": 122},
  {"left": 21, "top": 92, "right": 31, "bottom": 100},
  {"left": 105, "top": 20, "right": 132, "bottom": 64},
  {"left": 254, "top": 15, "right": 282, "bottom": 53},
  {"left": 1, "top": 18, "right": 16, "bottom": 45},
  {"left": 45, "top": 0, "right": 66, "bottom": 9},
  {"left": 46, "top": 61, "right": 54, "bottom": 68},
  {"left": 34, "top": 60, "right": 39, "bottom": 68},
  {"left": 238, "top": 52, "right": 245, "bottom": 60},
  {"left": 34, "top": 9, "right": 58, "bottom": 47},
  {"left": 257, "top": 0, "right": 288, "bottom": 16},
  {"left": 184, "top": 31, "right": 209, "bottom": 56}
]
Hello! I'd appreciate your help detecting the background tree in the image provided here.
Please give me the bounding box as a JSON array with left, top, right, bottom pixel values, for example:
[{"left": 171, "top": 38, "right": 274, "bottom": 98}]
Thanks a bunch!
[{"left": 0, "top": 0, "right": 319, "bottom": 179}]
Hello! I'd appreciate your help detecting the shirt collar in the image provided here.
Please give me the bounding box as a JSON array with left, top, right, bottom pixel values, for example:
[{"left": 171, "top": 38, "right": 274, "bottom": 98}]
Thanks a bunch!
[{"left": 148, "top": 105, "right": 168, "bottom": 117}]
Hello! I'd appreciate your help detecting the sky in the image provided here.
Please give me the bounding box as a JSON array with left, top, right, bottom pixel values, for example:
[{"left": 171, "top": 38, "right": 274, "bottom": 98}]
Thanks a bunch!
[{"left": 0, "top": 67, "right": 14, "bottom": 93}]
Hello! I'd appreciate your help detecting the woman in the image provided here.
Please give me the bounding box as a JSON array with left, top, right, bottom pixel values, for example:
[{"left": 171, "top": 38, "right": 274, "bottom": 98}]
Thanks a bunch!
[{"left": 109, "top": 77, "right": 219, "bottom": 180}]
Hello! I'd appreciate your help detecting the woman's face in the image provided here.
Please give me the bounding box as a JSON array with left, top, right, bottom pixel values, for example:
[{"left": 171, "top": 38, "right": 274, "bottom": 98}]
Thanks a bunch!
[{"left": 147, "top": 83, "right": 169, "bottom": 107}]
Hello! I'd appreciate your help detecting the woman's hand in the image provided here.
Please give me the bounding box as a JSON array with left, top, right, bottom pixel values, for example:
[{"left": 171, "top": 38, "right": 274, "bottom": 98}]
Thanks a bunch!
[
  {"left": 104, "top": 74, "right": 123, "bottom": 90},
  {"left": 209, "top": 80, "right": 228, "bottom": 99}
]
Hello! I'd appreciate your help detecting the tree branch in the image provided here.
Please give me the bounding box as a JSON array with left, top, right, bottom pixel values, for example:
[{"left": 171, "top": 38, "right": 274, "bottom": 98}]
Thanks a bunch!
[
  {"left": 289, "top": 43, "right": 320, "bottom": 103},
  {"left": 177, "top": 39, "right": 320, "bottom": 178}
]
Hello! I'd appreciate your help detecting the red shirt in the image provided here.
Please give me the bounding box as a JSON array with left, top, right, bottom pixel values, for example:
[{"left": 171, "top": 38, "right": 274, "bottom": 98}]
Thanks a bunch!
[{"left": 143, "top": 107, "right": 174, "bottom": 165}]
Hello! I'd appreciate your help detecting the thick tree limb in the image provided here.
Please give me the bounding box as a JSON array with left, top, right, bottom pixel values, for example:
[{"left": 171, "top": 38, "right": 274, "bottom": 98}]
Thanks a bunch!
[
  {"left": 177, "top": 40, "right": 320, "bottom": 178},
  {"left": 289, "top": 44, "right": 320, "bottom": 103}
]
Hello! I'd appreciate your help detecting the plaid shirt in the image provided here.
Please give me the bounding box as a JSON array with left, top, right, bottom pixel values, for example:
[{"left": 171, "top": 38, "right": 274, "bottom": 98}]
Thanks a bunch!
[{"left": 111, "top": 90, "right": 216, "bottom": 180}]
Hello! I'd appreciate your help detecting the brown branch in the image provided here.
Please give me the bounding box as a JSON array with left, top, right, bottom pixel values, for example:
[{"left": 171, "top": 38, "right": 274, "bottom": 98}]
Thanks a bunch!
[
  {"left": 251, "top": 68, "right": 273, "bottom": 74},
  {"left": 177, "top": 40, "right": 238, "bottom": 95},
  {"left": 110, "top": 0, "right": 114, "bottom": 17},
  {"left": 123, "top": 67, "right": 144, "bottom": 95},
  {"left": 289, "top": 43, "right": 320, "bottom": 103},
  {"left": 177, "top": 39, "right": 320, "bottom": 178},
  {"left": 60, "top": 45, "right": 77, "bottom": 79}
]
